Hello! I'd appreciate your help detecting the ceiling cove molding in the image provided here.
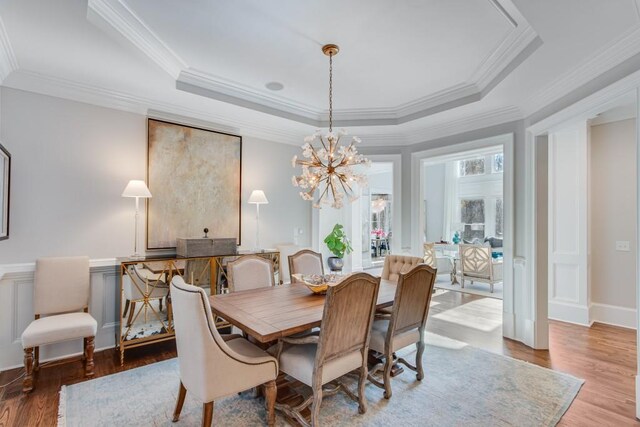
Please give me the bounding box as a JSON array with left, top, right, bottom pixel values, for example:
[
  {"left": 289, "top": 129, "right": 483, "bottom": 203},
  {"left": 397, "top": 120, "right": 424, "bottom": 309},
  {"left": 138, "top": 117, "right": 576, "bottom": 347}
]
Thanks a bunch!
[
  {"left": 523, "top": 24, "right": 640, "bottom": 117},
  {"left": 0, "top": 16, "right": 17, "bottom": 83},
  {"left": 87, "top": 0, "right": 539, "bottom": 127},
  {"left": 405, "top": 106, "right": 523, "bottom": 144},
  {"left": 87, "top": 0, "right": 186, "bottom": 79},
  {"left": 5, "top": 70, "right": 305, "bottom": 145}
]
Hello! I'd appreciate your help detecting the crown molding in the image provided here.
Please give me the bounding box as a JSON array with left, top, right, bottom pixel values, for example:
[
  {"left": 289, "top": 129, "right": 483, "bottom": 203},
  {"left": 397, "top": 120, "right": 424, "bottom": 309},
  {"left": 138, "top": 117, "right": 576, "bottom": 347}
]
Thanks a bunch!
[
  {"left": 523, "top": 24, "right": 640, "bottom": 117},
  {"left": 88, "top": 0, "right": 539, "bottom": 127},
  {"left": 0, "top": 16, "right": 18, "bottom": 83},
  {"left": 87, "top": 0, "right": 186, "bottom": 79},
  {"left": 405, "top": 105, "right": 523, "bottom": 144},
  {"left": 4, "top": 70, "right": 305, "bottom": 145}
]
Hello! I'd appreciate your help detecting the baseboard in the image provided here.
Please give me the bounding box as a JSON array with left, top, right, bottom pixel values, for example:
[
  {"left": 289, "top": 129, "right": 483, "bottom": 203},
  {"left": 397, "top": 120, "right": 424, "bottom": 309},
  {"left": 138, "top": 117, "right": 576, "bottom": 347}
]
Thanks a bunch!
[
  {"left": 590, "top": 303, "right": 636, "bottom": 330},
  {"left": 548, "top": 301, "right": 590, "bottom": 326}
]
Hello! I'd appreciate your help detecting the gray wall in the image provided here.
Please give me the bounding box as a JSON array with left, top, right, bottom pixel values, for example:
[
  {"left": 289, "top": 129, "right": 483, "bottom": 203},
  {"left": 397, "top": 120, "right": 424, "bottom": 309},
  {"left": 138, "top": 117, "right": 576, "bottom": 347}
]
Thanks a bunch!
[
  {"left": 424, "top": 163, "right": 446, "bottom": 242},
  {"left": 0, "top": 87, "right": 311, "bottom": 263},
  {"left": 590, "top": 118, "right": 637, "bottom": 309}
]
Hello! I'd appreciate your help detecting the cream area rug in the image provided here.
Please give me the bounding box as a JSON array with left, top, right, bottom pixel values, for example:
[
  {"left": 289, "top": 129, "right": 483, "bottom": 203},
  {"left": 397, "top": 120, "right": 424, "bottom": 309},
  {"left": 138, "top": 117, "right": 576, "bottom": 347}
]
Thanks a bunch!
[{"left": 58, "top": 333, "right": 582, "bottom": 426}]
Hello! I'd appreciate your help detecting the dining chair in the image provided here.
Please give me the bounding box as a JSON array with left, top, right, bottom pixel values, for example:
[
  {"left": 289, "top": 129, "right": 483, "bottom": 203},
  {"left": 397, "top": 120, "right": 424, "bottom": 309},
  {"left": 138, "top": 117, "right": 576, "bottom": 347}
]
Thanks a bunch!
[
  {"left": 170, "top": 275, "right": 278, "bottom": 427},
  {"left": 274, "top": 272, "right": 381, "bottom": 427},
  {"left": 459, "top": 244, "right": 503, "bottom": 293},
  {"left": 423, "top": 242, "right": 454, "bottom": 283},
  {"left": 368, "top": 264, "right": 436, "bottom": 399},
  {"left": 288, "top": 249, "right": 324, "bottom": 283},
  {"left": 381, "top": 254, "right": 424, "bottom": 281},
  {"left": 227, "top": 254, "right": 275, "bottom": 292},
  {"left": 21, "top": 256, "right": 97, "bottom": 393}
]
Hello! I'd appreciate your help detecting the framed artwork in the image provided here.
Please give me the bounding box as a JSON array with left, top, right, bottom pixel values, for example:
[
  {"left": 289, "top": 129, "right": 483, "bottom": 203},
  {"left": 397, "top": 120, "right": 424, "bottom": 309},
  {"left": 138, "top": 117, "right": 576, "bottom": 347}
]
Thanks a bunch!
[
  {"left": 0, "top": 142, "right": 10, "bottom": 241},
  {"left": 146, "top": 119, "right": 242, "bottom": 250}
]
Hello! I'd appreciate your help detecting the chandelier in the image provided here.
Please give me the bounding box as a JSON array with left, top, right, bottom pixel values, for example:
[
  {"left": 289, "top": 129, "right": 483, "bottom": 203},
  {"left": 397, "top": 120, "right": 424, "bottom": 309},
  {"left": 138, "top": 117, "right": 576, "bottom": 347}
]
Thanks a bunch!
[{"left": 291, "top": 44, "right": 369, "bottom": 209}]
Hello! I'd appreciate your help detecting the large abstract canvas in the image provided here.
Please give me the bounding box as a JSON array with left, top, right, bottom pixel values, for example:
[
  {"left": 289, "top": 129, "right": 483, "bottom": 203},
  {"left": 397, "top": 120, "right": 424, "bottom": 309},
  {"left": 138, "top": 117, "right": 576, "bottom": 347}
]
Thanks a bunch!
[{"left": 146, "top": 119, "right": 241, "bottom": 249}]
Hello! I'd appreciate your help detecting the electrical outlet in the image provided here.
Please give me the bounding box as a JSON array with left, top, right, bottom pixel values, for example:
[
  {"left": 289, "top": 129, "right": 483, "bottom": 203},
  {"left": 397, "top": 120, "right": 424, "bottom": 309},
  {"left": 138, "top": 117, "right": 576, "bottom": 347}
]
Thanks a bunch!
[{"left": 615, "top": 241, "right": 630, "bottom": 252}]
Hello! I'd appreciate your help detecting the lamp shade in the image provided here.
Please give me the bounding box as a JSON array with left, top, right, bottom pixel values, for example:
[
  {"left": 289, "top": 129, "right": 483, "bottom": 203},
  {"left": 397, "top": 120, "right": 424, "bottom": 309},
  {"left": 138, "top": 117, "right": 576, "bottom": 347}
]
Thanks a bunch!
[
  {"left": 248, "top": 190, "right": 269, "bottom": 204},
  {"left": 122, "top": 180, "right": 152, "bottom": 198}
]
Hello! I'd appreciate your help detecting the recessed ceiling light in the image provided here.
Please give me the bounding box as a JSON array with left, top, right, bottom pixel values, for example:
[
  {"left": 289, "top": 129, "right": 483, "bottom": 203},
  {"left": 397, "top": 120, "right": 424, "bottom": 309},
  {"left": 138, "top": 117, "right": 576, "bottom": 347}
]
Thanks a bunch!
[{"left": 265, "top": 82, "right": 284, "bottom": 91}]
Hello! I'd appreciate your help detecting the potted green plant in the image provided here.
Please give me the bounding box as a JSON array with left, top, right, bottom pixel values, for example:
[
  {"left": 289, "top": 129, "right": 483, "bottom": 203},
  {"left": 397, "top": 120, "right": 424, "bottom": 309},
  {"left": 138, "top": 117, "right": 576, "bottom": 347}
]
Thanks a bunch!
[{"left": 324, "top": 223, "right": 353, "bottom": 272}]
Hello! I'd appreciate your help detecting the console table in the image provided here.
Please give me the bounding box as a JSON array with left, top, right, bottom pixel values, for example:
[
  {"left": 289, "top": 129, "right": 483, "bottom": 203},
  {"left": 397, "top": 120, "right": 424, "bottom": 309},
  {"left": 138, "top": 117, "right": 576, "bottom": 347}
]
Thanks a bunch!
[{"left": 116, "top": 250, "right": 280, "bottom": 365}]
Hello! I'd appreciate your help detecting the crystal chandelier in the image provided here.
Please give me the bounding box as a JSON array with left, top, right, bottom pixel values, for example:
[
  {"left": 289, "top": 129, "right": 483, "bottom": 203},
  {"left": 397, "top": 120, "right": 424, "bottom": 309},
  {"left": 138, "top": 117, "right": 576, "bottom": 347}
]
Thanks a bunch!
[{"left": 291, "top": 44, "right": 369, "bottom": 209}]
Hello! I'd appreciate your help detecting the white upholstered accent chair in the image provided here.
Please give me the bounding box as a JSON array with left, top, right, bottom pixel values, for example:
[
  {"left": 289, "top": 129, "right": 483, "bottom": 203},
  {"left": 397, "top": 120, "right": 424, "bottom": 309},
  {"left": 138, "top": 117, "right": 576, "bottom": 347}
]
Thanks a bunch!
[
  {"left": 288, "top": 249, "right": 324, "bottom": 283},
  {"left": 170, "top": 276, "right": 279, "bottom": 427},
  {"left": 368, "top": 264, "right": 436, "bottom": 399},
  {"left": 423, "top": 243, "right": 455, "bottom": 283},
  {"left": 21, "top": 256, "right": 97, "bottom": 393},
  {"left": 274, "top": 273, "right": 381, "bottom": 427},
  {"left": 381, "top": 255, "right": 424, "bottom": 281},
  {"left": 459, "top": 244, "right": 503, "bottom": 293},
  {"left": 227, "top": 255, "right": 275, "bottom": 292}
]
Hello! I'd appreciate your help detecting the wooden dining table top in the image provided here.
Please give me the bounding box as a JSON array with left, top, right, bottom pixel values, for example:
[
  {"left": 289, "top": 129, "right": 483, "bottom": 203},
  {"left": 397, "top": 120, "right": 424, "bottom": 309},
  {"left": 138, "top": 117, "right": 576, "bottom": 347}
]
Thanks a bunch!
[{"left": 209, "top": 278, "right": 397, "bottom": 343}]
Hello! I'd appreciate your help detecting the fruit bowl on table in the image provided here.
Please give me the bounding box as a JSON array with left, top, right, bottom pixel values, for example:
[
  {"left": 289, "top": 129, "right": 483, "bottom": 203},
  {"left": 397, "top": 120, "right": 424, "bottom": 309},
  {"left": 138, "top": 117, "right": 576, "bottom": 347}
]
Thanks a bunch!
[{"left": 292, "top": 273, "right": 344, "bottom": 294}]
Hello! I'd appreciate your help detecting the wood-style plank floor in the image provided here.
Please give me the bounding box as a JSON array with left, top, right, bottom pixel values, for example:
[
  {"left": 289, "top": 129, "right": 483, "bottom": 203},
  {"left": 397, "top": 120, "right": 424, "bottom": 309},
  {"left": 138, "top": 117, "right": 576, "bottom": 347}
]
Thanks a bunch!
[{"left": 0, "top": 290, "right": 637, "bottom": 426}]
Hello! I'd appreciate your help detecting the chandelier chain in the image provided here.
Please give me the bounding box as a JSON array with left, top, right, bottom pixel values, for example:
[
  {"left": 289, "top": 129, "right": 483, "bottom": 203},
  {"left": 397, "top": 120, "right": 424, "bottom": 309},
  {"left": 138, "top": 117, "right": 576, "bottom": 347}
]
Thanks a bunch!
[{"left": 329, "top": 52, "right": 333, "bottom": 132}]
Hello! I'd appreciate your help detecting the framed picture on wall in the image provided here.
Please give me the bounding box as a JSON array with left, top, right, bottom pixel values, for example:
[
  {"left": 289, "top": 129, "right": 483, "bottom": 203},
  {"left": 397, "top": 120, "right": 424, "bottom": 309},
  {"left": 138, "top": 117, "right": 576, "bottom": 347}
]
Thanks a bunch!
[
  {"left": 0, "top": 142, "right": 10, "bottom": 241},
  {"left": 146, "top": 119, "right": 242, "bottom": 250}
]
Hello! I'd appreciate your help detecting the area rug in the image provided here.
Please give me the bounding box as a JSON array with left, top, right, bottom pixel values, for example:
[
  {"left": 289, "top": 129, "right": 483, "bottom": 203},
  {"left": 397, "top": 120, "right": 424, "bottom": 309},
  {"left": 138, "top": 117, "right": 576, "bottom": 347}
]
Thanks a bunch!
[
  {"left": 435, "top": 278, "right": 504, "bottom": 300},
  {"left": 58, "top": 333, "right": 582, "bottom": 426}
]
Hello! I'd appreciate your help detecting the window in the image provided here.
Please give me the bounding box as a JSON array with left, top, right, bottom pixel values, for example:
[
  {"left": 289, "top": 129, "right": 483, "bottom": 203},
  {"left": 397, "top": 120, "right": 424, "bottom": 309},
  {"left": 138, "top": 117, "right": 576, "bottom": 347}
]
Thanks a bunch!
[
  {"left": 493, "top": 153, "right": 504, "bottom": 173},
  {"left": 458, "top": 158, "right": 485, "bottom": 177},
  {"left": 495, "top": 198, "right": 503, "bottom": 237},
  {"left": 460, "top": 198, "right": 485, "bottom": 241}
]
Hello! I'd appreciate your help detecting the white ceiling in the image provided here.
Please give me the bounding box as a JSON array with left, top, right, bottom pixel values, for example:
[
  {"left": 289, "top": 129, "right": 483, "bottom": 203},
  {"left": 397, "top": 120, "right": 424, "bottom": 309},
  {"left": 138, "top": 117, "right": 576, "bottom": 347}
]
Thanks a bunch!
[{"left": 0, "top": 0, "right": 639, "bottom": 145}]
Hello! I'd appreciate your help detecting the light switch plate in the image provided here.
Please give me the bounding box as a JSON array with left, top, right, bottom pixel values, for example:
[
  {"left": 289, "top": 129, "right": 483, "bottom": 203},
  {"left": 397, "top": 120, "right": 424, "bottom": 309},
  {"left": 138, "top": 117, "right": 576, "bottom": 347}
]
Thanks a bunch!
[{"left": 615, "top": 241, "right": 630, "bottom": 252}]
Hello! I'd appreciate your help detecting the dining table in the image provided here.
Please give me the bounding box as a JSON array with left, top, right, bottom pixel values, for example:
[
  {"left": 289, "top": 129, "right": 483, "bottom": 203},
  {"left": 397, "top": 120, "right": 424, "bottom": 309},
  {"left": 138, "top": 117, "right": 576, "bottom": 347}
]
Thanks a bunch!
[{"left": 208, "top": 278, "right": 397, "bottom": 344}]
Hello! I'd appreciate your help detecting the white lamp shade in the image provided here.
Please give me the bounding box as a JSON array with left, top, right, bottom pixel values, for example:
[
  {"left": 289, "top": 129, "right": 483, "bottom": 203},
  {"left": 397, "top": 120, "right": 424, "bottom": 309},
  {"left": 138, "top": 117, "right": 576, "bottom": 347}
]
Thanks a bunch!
[
  {"left": 248, "top": 190, "right": 268, "bottom": 204},
  {"left": 122, "top": 180, "right": 152, "bottom": 198}
]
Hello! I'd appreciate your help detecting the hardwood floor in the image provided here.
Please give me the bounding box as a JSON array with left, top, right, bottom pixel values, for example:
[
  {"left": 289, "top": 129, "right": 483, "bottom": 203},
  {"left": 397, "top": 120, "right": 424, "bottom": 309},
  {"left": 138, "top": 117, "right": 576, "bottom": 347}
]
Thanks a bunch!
[{"left": 0, "top": 290, "right": 637, "bottom": 426}]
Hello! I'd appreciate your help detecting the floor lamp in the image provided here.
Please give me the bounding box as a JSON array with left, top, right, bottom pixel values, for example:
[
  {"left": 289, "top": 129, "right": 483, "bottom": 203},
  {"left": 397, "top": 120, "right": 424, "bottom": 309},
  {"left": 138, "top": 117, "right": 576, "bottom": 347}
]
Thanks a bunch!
[
  {"left": 248, "top": 190, "right": 268, "bottom": 252},
  {"left": 122, "top": 180, "right": 152, "bottom": 260}
]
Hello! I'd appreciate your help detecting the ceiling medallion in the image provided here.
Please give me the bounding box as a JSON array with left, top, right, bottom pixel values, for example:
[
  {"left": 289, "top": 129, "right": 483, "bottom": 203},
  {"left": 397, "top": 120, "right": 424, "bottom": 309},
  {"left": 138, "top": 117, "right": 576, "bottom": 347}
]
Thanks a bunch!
[{"left": 291, "top": 44, "right": 370, "bottom": 209}]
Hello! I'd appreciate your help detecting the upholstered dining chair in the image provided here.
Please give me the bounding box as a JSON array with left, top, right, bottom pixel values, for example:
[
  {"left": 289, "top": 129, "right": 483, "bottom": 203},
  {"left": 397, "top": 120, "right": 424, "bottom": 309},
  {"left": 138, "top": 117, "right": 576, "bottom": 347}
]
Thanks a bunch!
[
  {"left": 423, "top": 242, "right": 454, "bottom": 283},
  {"left": 273, "top": 273, "right": 381, "bottom": 427},
  {"left": 459, "top": 244, "right": 503, "bottom": 293},
  {"left": 170, "top": 276, "right": 278, "bottom": 427},
  {"left": 227, "top": 255, "right": 275, "bottom": 292},
  {"left": 381, "top": 254, "right": 424, "bottom": 281},
  {"left": 21, "top": 256, "right": 97, "bottom": 393},
  {"left": 288, "top": 249, "right": 324, "bottom": 283},
  {"left": 368, "top": 264, "right": 436, "bottom": 399}
]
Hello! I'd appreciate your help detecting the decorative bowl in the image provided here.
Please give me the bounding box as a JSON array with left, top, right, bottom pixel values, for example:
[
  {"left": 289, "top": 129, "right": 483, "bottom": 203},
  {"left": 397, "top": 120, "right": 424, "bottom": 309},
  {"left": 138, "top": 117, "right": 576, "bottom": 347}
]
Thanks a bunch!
[{"left": 292, "top": 273, "right": 343, "bottom": 295}]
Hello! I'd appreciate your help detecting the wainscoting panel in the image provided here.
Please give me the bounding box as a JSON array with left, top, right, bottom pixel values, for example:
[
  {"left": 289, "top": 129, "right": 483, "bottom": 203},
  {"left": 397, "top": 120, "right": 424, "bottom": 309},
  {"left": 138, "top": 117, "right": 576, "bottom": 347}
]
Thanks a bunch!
[{"left": 0, "top": 262, "right": 120, "bottom": 371}]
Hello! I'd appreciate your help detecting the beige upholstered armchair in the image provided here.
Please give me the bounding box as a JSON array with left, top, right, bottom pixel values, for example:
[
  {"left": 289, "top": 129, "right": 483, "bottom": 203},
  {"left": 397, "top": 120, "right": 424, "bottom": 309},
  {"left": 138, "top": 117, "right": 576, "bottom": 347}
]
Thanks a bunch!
[
  {"left": 170, "top": 276, "right": 278, "bottom": 426},
  {"left": 288, "top": 249, "right": 324, "bottom": 283},
  {"left": 381, "top": 255, "right": 424, "bottom": 281},
  {"left": 274, "top": 273, "right": 381, "bottom": 426},
  {"left": 459, "top": 244, "right": 503, "bottom": 293},
  {"left": 368, "top": 264, "right": 436, "bottom": 399},
  {"left": 21, "top": 256, "right": 97, "bottom": 393},
  {"left": 423, "top": 243, "right": 455, "bottom": 283},
  {"left": 227, "top": 255, "right": 275, "bottom": 292}
]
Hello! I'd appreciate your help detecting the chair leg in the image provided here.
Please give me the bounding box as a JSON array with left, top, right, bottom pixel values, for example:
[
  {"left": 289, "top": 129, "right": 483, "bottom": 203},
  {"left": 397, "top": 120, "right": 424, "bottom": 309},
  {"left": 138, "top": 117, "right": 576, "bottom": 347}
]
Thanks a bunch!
[
  {"left": 490, "top": 283, "right": 494, "bottom": 293},
  {"left": 383, "top": 353, "right": 393, "bottom": 399},
  {"left": 122, "top": 299, "right": 130, "bottom": 318},
  {"left": 23, "top": 347, "right": 34, "bottom": 393},
  {"left": 172, "top": 382, "right": 187, "bottom": 422},
  {"left": 461, "top": 278, "right": 465, "bottom": 288},
  {"left": 357, "top": 362, "right": 367, "bottom": 414},
  {"left": 34, "top": 346, "right": 40, "bottom": 371},
  {"left": 159, "top": 297, "right": 163, "bottom": 312},
  {"left": 127, "top": 301, "right": 136, "bottom": 327},
  {"left": 416, "top": 339, "right": 425, "bottom": 381},
  {"left": 310, "top": 384, "right": 323, "bottom": 427},
  {"left": 84, "top": 336, "right": 95, "bottom": 377},
  {"left": 202, "top": 401, "right": 214, "bottom": 427},
  {"left": 264, "top": 379, "right": 276, "bottom": 427}
]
